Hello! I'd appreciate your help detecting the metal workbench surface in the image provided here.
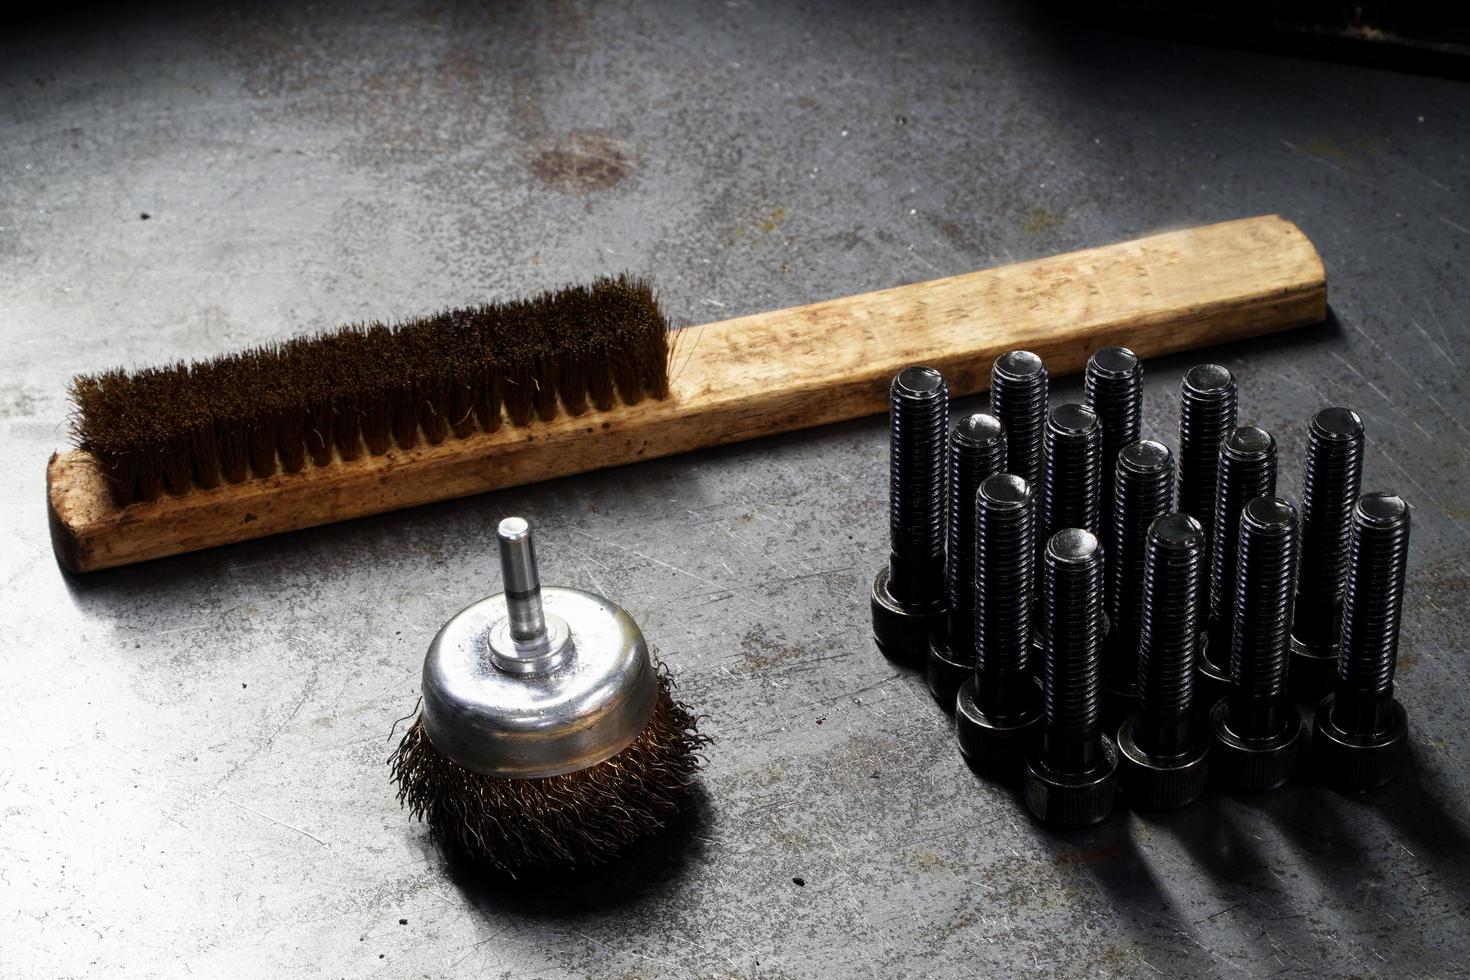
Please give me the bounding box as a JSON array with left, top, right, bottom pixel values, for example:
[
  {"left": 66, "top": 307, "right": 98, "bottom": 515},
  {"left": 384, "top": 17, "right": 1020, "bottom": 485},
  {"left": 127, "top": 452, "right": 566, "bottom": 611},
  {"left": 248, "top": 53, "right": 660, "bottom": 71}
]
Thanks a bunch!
[{"left": 3, "top": 2, "right": 1467, "bottom": 976}]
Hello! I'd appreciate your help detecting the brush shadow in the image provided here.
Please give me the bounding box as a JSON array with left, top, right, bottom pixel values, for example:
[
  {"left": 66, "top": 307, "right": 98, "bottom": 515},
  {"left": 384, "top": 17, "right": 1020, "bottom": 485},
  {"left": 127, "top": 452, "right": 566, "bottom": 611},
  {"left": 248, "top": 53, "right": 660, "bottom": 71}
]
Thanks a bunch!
[{"left": 437, "top": 783, "right": 715, "bottom": 919}]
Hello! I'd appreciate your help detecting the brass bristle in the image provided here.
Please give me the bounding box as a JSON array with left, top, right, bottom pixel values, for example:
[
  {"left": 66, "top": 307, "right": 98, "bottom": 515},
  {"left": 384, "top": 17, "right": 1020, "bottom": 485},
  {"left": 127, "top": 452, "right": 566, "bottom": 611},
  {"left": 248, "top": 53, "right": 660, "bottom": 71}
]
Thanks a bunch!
[
  {"left": 389, "top": 667, "right": 708, "bottom": 873},
  {"left": 69, "top": 275, "right": 672, "bottom": 506}
]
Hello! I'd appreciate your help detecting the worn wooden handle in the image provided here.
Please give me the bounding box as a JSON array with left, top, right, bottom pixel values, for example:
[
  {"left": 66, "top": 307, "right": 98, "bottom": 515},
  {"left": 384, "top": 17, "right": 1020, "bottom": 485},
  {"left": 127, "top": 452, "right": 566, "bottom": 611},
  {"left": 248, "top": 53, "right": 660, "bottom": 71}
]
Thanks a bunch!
[{"left": 48, "top": 214, "right": 1325, "bottom": 572}]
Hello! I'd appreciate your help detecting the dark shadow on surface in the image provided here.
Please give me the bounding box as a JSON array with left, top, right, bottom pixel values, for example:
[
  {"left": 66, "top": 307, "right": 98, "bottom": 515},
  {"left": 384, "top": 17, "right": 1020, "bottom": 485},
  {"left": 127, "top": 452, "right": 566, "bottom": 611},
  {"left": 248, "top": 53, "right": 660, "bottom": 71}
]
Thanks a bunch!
[
  {"left": 437, "top": 782, "right": 715, "bottom": 919},
  {"left": 1053, "top": 1, "right": 1470, "bottom": 82},
  {"left": 1329, "top": 742, "right": 1470, "bottom": 903}
]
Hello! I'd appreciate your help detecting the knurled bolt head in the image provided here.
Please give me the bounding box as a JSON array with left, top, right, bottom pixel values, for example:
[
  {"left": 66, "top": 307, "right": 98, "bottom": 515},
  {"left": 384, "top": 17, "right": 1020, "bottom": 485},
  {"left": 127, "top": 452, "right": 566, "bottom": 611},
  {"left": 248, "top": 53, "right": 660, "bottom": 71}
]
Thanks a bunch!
[
  {"left": 1209, "top": 697, "right": 1304, "bottom": 792},
  {"left": 1023, "top": 734, "right": 1120, "bottom": 828},
  {"left": 872, "top": 566, "right": 946, "bottom": 664},
  {"left": 1116, "top": 715, "right": 1210, "bottom": 809},
  {"left": 956, "top": 675, "right": 1042, "bottom": 778},
  {"left": 1313, "top": 693, "right": 1409, "bottom": 792}
]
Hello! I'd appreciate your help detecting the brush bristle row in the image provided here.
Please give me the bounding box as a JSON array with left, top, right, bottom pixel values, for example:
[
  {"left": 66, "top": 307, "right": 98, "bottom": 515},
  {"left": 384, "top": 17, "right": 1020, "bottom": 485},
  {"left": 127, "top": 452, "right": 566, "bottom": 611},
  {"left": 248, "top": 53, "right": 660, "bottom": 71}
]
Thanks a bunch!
[
  {"left": 390, "top": 667, "right": 707, "bottom": 873},
  {"left": 69, "top": 275, "right": 671, "bottom": 506}
]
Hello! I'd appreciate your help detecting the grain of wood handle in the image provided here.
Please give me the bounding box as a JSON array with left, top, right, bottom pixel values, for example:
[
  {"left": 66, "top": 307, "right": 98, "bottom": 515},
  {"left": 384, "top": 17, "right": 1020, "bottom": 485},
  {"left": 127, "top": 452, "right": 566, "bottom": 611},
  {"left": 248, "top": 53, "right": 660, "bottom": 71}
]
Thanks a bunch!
[{"left": 48, "top": 214, "right": 1326, "bottom": 572}]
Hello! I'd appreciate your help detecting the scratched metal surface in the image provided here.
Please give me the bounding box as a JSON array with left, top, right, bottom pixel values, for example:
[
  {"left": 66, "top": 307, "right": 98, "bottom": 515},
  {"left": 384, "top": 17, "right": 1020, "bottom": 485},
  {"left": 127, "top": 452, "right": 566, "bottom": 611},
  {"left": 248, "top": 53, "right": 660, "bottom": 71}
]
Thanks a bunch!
[{"left": 2, "top": 2, "right": 1468, "bottom": 977}]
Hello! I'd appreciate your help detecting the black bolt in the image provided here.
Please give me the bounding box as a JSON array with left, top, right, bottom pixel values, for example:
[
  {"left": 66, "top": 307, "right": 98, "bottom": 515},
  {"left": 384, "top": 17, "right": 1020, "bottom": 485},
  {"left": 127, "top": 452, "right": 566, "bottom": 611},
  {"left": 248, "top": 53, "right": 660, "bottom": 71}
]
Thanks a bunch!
[
  {"left": 1176, "top": 364, "right": 1238, "bottom": 619},
  {"left": 990, "top": 351, "right": 1048, "bottom": 492},
  {"left": 871, "top": 367, "right": 950, "bottom": 664},
  {"left": 1210, "top": 496, "right": 1304, "bottom": 792},
  {"left": 1041, "top": 401, "right": 1102, "bottom": 556},
  {"left": 1200, "top": 426, "right": 1277, "bottom": 703},
  {"left": 1314, "top": 493, "right": 1411, "bottom": 791},
  {"left": 1117, "top": 512, "right": 1210, "bottom": 809},
  {"left": 956, "top": 473, "right": 1041, "bottom": 776},
  {"left": 1102, "top": 440, "right": 1174, "bottom": 726},
  {"left": 1084, "top": 347, "right": 1143, "bottom": 535},
  {"left": 1290, "top": 407, "right": 1366, "bottom": 704},
  {"left": 928, "top": 414, "right": 1007, "bottom": 708},
  {"left": 1023, "top": 528, "right": 1118, "bottom": 827}
]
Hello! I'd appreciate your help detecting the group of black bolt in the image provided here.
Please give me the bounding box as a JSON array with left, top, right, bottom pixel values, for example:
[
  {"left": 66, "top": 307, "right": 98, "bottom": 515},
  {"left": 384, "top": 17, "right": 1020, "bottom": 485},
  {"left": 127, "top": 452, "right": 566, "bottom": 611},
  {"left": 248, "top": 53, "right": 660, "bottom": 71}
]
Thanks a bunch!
[{"left": 870, "top": 351, "right": 1412, "bottom": 828}]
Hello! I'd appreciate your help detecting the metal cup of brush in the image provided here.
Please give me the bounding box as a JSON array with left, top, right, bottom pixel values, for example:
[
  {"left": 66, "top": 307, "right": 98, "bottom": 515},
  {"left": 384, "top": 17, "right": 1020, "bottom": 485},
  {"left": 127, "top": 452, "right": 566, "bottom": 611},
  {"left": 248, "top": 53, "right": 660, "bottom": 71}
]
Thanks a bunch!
[{"left": 392, "top": 517, "right": 706, "bottom": 872}]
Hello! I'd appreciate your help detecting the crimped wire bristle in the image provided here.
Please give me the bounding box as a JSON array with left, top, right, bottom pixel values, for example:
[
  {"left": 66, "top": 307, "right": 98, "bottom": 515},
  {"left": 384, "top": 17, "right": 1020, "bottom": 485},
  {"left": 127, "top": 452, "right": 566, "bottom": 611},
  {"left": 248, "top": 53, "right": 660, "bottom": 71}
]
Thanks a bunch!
[
  {"left": 389, "top": 667, "right": 707, "bottom": 873},
  {"left": 69, "top": 275, "right": 671, "bottom": 505}
]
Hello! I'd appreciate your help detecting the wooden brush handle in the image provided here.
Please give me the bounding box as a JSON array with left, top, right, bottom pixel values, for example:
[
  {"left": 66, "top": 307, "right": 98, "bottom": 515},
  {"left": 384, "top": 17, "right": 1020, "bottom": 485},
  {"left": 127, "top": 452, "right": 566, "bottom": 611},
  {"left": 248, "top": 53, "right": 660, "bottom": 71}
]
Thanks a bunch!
[{"left": 48, "top": 215, "right": 1325, "bottom": 572}]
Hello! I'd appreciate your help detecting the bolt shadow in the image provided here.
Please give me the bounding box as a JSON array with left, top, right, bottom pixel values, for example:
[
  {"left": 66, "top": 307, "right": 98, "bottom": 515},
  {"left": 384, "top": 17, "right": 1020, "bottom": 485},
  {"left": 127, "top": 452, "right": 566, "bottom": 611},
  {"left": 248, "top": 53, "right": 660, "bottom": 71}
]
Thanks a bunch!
[
  {"left": 1372, "top": 745, "right": 1470, "bottom": 899},
  {"left": 433, "top": 782, "right": 715, "bottom": 919},
  {"left": 1175, "top": 736, "right": 1470, "bottom": 965},
  {"left": 1024, "top": 805, "right": 1204, "bottom": 970},
  {"left": 1253, "top": 740, "right": 1470, "bottom": 903},
  {"left": 1022, "top": 724, "right": 1467, "bottom": 971}
]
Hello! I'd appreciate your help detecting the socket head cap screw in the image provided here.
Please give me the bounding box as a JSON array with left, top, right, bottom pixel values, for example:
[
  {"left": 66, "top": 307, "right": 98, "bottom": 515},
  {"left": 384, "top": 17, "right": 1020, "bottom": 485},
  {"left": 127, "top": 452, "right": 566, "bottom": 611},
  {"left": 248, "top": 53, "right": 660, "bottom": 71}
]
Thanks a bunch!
[
  {"left": 871, "top": 568, "right": 946, "bottom": 664},
  {"left": 1290, "top": 407, "right": 1366, "bottom": 703},
  {"left": 956, "top": 675, "right": 1042, "bottom": 777},
  {"left": 1023, "top": 735, "right": 1120, "bottom": 829},
  {"left": 927, "top": 414, "right": 1007, "bottom": 706},
  {"left": 1023, "top": 528, "right": 1117, "bottom": 827},
  {"left": 873, "top": 365, "right": 950, "bottom": 665},
  {"left": 1312, "top": 693, "right": 1409, "bottom": 792},
  {"left": 1209, "top": 698, "right": 1304, "bottom": 793},
  {"left": 1116, "top": 715, "right": 1210, "bottom": 810},
  {"left": 1312, "top": 492, "right": 1410, "bottom": 791}
]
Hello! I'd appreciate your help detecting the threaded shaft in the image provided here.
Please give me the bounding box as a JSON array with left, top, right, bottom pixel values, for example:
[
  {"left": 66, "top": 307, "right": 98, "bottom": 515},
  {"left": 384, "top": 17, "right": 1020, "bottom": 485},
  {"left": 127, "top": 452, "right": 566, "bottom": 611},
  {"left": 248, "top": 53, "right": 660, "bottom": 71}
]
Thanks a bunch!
[
  {"left": 1178, "top": 364, "right": 1238, "bottom": 617},
  {"left": 990, "top": 351, "right": 1048, "bottom": 491},
  {"left": 974, "top": 473, "right": 1035, "bottom": 713},
  {"left": 1210, "top": 426, "right": 1277, "bottom": 632},
  {"left": 1335, "top": 493, "right": 1410, "bottom": 733},
  {"left": 1136, "top": 513, "right": 1205, "bottom": 755},
  {"left": 946, "top": 415, "right": 1007, "bottom": 653},
  {"left": 1042, "top": 529, "right": 1105, "bottom": 769},
  {"left": 1042, "top": 403, "right": 1103, "bottom": 549},
  {"left": 1085, "top": 347, "right": 1143, "bottom": 534},
  {"left": 887, "top": 366, "right": 949, "bottom": 603},
  {"left": 1229, "top": 497, "right": 1298, "bottom": 738},
  {"left": 1294, "top": 407, "right": 1366, "bottom": 647},
  {"left": 1107, "top": 440, "right": 1175, "bottom": 641}
]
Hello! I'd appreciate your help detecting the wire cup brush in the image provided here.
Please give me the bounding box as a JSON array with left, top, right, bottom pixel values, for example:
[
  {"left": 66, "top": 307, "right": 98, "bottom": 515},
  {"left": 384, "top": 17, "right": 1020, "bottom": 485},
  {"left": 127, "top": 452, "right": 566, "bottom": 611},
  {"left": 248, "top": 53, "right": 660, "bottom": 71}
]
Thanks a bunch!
[
  {"left": 390, "top": 516, "right": 706, "bottom": 871},
  {"left": 47, "top": 216, "right": 1326, "bottom": 571}
]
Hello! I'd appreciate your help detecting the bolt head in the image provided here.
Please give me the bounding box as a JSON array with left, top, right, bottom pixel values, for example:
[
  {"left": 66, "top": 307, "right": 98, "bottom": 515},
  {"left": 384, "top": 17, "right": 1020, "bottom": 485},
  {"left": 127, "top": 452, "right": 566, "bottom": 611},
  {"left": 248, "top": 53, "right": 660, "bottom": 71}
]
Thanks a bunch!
[
  {"left": 926, "top": 630, "right": 973, "bottom": 712},
  {"left": 871, "top": 566, "right": 946, "bottom": 667},
  {"left": 1116, "top": 716, "right": 1211, "bottom": 809},
  {"left": 955, "top": 676, "right": 1041, "bottom": 778},
  {"left": 1312, "top": 694, "right": 1408, "bottom": 792},
  {"left": 1209, "top": 698, "right": 1305, "bottom": 793},
  {"left": 1022, "top": 736, "right": 1120, "bottom": 828}
]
